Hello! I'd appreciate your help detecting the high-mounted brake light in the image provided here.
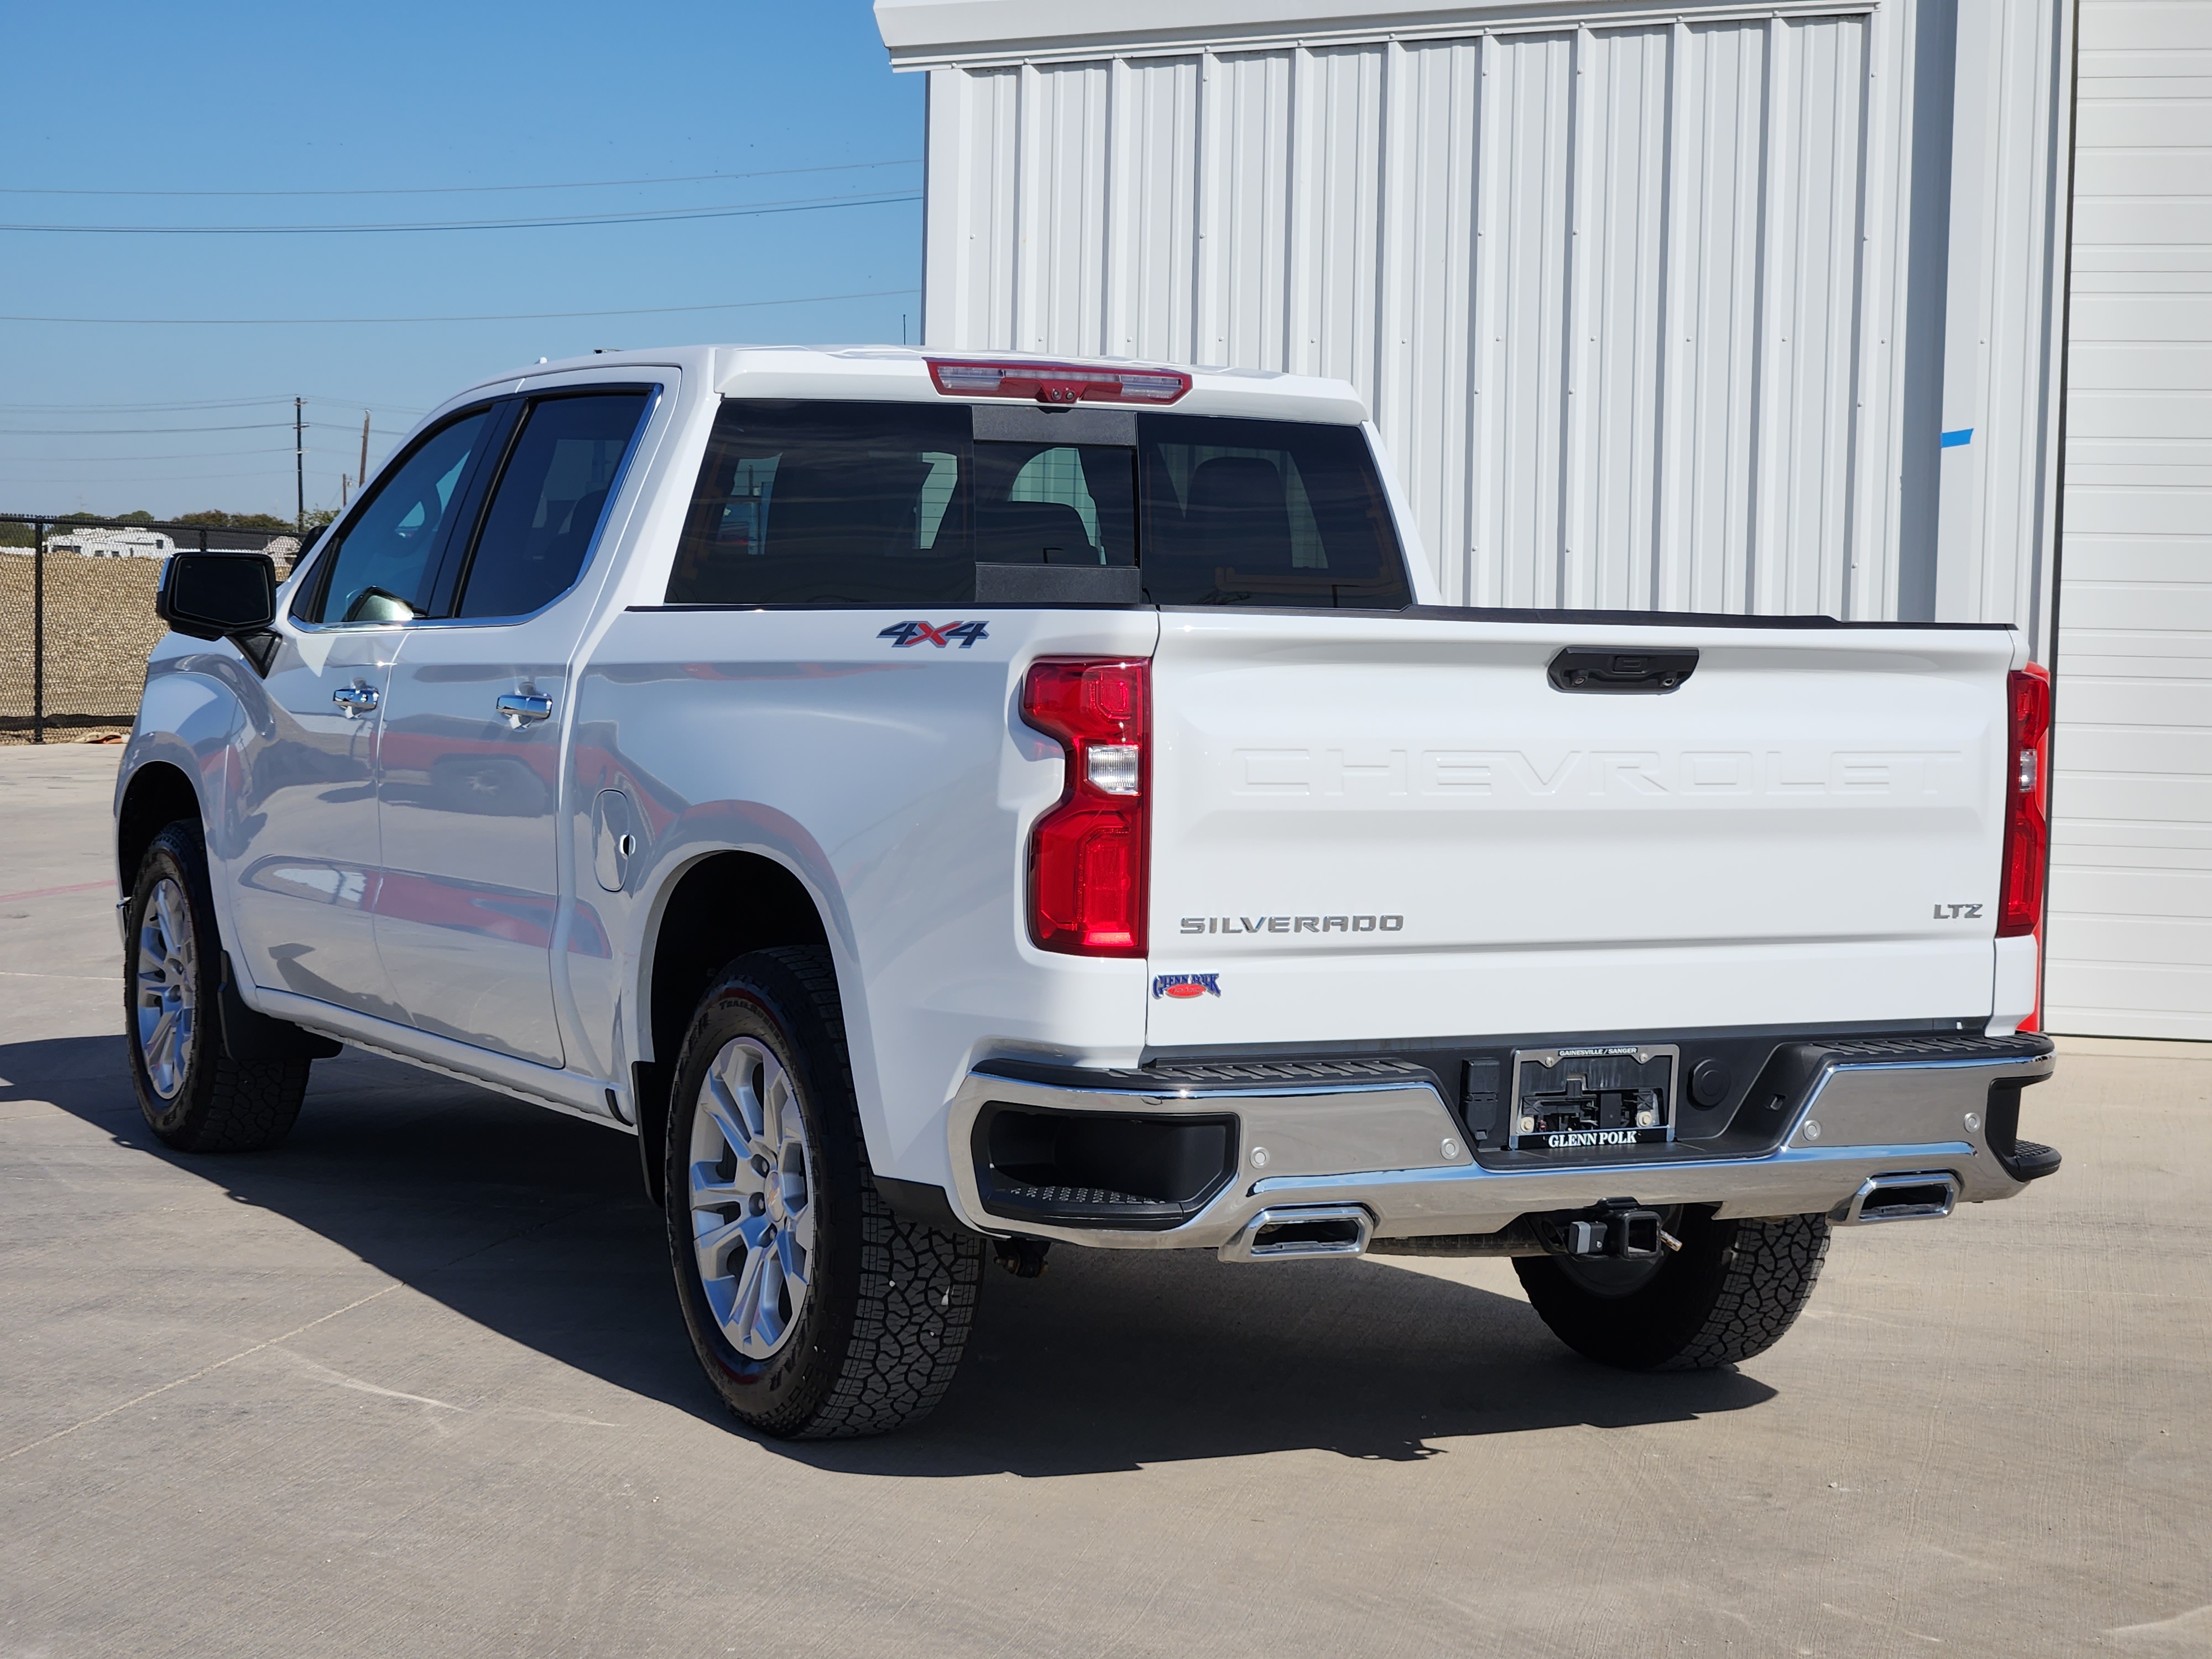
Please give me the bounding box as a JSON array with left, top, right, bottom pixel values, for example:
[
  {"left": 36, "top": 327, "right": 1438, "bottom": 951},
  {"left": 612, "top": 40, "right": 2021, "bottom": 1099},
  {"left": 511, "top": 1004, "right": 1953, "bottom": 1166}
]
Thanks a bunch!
[
  {"left": 1022, "top": 659, "right": 1150, "bottom": 956},
  {"left": 929, "top": 359, "right": 1191, "bottom": 406}
]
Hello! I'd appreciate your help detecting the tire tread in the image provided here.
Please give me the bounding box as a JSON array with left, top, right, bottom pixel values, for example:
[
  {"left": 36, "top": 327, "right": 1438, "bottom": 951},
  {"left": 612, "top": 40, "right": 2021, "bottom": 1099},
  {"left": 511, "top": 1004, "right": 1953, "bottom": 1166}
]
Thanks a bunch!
[
  {"left": 1660, "top": 1214, "right": 1832, "bottom": 1370},
  {"left": 1515, "top": 1209, "right": 1830, "bottom": 1371},
  {"left": 129, "top": 821, "right": 311, "bottom": 1154},
  {"left": 668, "top": 946, "right": 983, "bottom": 1440},
  {"left": 765, "top": 946, "right": 983, "bottom": 1439}
]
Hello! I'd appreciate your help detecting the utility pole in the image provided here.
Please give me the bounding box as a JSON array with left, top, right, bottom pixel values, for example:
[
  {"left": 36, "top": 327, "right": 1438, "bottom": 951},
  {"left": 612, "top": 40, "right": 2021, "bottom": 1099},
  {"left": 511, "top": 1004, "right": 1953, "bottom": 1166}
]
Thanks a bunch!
[
  {"left": 358, "top": 410, "right": 371, "bottom": 494},
  {"left": 31, "top": 520, "right": 44, "bottom": 745},
  {"left": 294, "top": 397, "right": 305, "bottom": 531}
]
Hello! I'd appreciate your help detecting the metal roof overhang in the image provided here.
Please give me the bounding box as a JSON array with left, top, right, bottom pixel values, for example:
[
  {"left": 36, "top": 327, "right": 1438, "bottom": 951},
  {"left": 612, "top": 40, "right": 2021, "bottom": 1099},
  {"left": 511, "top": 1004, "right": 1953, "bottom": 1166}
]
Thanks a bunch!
[{"left": 871, "top": 0, "right": 1705, "bottom": 67}]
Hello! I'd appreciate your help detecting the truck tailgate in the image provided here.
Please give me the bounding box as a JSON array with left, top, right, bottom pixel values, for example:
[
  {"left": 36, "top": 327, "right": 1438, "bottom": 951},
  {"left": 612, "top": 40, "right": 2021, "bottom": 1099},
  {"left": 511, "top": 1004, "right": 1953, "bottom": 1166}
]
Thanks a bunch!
[{"left": 1145, "top": 611, "right": 2020, "bottom": 1047}]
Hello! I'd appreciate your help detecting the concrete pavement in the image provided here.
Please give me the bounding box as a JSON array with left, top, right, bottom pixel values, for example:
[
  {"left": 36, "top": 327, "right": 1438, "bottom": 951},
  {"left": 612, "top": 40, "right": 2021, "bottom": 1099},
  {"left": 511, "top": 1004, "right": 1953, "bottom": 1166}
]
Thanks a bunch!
[{"left": 2, "top": 743, "right": 2206, "bottom": 1657}]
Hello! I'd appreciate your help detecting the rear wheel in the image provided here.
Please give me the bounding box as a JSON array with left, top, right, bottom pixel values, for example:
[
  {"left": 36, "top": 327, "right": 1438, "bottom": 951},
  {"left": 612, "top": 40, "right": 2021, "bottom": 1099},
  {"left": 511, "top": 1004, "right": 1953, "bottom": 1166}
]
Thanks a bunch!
[
  {"left": 664, "top": 947, "right": 983, "bottom": 1438},
  {"left": 124, "top": 821, "right": 312, "bottom": 1152},
  {"left": 1514, "top": 1208, "right": 1830, "bottom": 1370}
]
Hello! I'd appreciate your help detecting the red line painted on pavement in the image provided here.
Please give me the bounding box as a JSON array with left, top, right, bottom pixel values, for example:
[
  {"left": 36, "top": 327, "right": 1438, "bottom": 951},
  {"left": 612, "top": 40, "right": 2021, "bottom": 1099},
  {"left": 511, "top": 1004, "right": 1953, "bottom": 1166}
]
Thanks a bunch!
[{"left": 0, "top": 880, "right": 115, "bottom": 904}]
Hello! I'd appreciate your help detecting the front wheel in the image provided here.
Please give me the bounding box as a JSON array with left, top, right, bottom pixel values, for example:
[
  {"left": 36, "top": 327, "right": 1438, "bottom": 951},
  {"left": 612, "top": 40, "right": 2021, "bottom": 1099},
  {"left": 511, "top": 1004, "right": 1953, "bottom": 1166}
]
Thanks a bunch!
[
  {"left": 124, "top": 821, "right": 312, "bottom": 1152},
  {"left": 664, "top": 947, "right": 983, "bottom": 1439},
  {"left": 1514, "top": 1209, "right": 1830, "bottom": 1370}
]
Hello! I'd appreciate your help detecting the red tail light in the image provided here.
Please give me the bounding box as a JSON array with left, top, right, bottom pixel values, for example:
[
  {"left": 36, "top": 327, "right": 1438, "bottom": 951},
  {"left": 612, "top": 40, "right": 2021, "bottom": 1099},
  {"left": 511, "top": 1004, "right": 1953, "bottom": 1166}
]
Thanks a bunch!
[
  {"left": 1023, "top": 658, "right": 1149, "bottom": 956},
  {"left": 1998, "top": 662, "right": 2052, "bottom": 940},
  {"left": 929, "top": 359, "right": 1191, "bottom": 406}
]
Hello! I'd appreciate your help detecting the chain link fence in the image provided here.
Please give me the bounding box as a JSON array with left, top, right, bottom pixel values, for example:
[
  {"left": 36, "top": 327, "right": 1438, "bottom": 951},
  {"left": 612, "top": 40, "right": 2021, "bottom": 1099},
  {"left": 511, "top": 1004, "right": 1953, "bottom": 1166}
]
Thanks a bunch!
[{"left": 1, "top": 516, "right": 302, "bottom": 745}]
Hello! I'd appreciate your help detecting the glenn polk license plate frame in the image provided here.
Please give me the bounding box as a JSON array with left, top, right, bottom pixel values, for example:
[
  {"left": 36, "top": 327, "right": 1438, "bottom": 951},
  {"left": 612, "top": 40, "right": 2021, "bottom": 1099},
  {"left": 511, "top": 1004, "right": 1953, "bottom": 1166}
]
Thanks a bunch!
[{"left": 1505, "top": 1044, "right": 1681, "bottom": 1153}]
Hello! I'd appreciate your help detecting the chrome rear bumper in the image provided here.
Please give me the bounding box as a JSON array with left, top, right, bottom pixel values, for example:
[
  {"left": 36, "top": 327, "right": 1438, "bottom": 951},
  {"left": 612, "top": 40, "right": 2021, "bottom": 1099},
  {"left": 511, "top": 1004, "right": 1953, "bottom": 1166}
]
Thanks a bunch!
[{"left": 946, "top": 1036, "right": 2056, "bottom": 1250}]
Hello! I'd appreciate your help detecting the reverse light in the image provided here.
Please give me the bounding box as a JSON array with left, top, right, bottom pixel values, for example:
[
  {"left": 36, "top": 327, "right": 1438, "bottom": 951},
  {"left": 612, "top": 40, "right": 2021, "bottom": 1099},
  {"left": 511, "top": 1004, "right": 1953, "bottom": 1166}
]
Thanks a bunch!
[
  {"left": 1022, "top": 659, "right": 1150, "bottom": 956},
  {"left": 928, "top": 359, "right": 1191, "bottom": 406},
  {"left": 1086, "top": 745, "right": 1141, "bottom": 795}
]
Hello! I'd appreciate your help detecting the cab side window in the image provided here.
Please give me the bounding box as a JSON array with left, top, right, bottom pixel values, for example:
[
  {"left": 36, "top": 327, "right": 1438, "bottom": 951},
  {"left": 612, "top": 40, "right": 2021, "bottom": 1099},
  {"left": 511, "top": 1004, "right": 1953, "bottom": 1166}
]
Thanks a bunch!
[
  {"left": 453, "top": 392, "right": 651, "bottom": 620},
  {"left": 298, "top": 409, "right": 492, "bottom": 624}
]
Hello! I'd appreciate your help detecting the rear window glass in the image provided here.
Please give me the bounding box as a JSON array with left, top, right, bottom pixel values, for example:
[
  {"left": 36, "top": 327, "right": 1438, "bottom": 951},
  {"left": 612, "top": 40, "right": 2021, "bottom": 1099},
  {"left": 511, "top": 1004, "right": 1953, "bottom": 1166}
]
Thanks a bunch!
[
  {"left": 1136, "top": 414, "right": 1408, "bottom": 608},
  {"left": 669, "top": 402, "right": 972, "bottom": 606},
  {"left": 974, "top": 440, "right": 1135, "bottom": 569},
  {"left": 664, "top": 400, "right": 1408, "bottom": 609}
]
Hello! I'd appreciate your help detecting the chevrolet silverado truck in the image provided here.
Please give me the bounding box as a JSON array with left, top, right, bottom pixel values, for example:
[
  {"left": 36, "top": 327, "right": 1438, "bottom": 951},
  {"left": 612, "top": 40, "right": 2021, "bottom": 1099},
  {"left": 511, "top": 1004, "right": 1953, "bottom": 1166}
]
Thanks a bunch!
[{"left": 117, "top": 345, "right": 2060, "bottom": 1438}]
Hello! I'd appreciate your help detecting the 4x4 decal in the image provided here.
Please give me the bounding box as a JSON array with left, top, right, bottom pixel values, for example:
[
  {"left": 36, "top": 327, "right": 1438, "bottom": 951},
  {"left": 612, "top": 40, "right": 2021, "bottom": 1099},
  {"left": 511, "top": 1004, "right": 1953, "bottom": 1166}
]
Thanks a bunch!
[{"left": 879, "top": 620, "right": 989, "bottom": 649}]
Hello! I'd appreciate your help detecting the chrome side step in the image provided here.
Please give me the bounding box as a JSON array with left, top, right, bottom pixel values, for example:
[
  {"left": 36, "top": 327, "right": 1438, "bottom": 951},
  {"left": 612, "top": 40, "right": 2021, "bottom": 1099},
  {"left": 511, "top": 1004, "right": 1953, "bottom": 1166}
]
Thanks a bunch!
[{"left": 1218, "top": 1204, "right": 1374, "bottom": 1262}]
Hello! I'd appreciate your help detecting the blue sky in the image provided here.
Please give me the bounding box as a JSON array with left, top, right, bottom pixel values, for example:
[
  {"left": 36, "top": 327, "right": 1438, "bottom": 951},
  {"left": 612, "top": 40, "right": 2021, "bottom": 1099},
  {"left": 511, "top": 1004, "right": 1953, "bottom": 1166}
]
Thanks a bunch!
[{"left": 0, "top": 2, "right": 922, "bottom": 519}]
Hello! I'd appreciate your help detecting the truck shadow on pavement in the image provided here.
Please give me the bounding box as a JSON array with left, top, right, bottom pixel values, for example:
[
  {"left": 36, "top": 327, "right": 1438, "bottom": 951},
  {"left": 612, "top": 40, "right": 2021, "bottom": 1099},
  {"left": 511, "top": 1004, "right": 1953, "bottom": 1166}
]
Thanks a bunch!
[{"left": 11, "top": 1034, "right": 1777, "bottom": 1475}]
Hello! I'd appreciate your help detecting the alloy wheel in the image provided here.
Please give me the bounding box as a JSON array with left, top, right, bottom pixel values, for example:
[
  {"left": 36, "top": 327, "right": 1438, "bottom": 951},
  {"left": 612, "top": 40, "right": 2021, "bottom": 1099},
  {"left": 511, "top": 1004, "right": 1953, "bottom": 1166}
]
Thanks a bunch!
[
  {"left": 688, "top": 1036, "right": 816, "bottom": 1360},
  {"left": 134, "top": 877, "right": 198, "bottom": 1100}
]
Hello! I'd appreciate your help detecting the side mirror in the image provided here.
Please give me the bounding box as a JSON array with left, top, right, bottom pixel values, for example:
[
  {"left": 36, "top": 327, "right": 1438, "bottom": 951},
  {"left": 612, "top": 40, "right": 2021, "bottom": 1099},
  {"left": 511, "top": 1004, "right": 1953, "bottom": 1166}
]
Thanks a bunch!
[{"left": 156, "top": 551, "right": 278, "bottom": 641}]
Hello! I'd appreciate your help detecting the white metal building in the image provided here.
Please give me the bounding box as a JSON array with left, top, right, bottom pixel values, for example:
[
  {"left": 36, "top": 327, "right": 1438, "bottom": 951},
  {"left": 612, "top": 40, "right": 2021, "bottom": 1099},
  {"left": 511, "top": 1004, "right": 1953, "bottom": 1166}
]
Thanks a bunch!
[
  {"left": 2043, "top": 0, "right": 2212, "bottom": 1039},
  {"left": 872, "top": 0, "right": 2212, "bottom": 1040}
]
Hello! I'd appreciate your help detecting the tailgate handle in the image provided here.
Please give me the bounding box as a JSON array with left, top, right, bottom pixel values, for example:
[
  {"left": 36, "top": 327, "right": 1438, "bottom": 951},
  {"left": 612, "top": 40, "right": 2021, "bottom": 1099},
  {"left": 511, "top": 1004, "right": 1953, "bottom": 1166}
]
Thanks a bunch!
[{"left": 1548, "top": 648, "right": 1698, "bottom": 694}]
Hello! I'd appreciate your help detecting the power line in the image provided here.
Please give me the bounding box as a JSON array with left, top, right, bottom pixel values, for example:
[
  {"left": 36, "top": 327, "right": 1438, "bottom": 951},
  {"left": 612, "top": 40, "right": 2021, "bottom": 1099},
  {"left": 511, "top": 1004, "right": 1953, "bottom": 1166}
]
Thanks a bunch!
[
  {"left": 0, "top": 158, "right": 921, "bottom": 200},
  {"left": 0, "top": 394, "right": 425, "bottom": 414},
  {"left": 0, "top": 447, "right": 312, "bottom": 462},
  {"left": 302, "top": 396, "right": 426, "bottom": 414},
  {"left": 0, "top": 394, "right": 285, "bottom": 413},
  {"left": 0, "top": 187, "right": 920, "bottom": 237},
  {"left": 2, "top": 470, "right": 308, "bottom": 486},
  {"left": 0, "top": 421, "right": 400, "bottom": 436},
  {"left": 0, "top": 421, "right": 297, "bottom": 435},
  {"left": 0, "top": 285, "right": 920, "bottom": 326}
]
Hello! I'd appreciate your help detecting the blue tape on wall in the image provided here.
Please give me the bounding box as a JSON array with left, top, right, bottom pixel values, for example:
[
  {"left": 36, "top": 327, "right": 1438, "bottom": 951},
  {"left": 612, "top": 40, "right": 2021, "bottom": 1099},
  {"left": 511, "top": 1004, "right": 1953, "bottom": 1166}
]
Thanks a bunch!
[{"left": 1940, "top": 428, "right": 1974, "bottom": 448}]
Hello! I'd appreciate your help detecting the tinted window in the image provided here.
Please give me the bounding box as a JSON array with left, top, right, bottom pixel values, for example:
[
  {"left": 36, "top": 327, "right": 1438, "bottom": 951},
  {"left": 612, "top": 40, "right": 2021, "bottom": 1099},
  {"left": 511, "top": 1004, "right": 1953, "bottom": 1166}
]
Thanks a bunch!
[
  {"left": 1137, "top": 414, "right": 1410, "bottom": 608},
  {"left": 974, "top": 441, "right": 1134, "bottom": 567},
  {"left": 301, "top": 410, "right": 491, "bottom": 624},
  {"left": 455, "top": 392, "right": 649, "bottom": 619},
  {"left": 664, "top": 400, "right": 1409, "bottom": 611},
  {"left": 669, "top": 402, "right": 972, "bottom": 606}
]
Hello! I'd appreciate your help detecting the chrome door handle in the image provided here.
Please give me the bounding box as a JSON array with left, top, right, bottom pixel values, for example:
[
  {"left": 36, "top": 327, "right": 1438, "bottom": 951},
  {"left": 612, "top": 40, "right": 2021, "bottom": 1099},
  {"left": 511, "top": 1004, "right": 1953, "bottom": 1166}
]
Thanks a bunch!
[
  {"left": 495, "top": 692, "right": 554, "bottom": 727},
  {"left": 332, "top": 684, "right": 380, "bottom": 717}
]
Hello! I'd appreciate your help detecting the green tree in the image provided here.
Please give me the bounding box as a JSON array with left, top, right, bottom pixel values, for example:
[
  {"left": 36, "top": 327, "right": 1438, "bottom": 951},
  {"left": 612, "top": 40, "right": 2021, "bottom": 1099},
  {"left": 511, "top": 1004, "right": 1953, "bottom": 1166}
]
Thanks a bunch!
[
  {"left": 58, "top": 509, "right": 156, "bottom": 525},
  {"left": 174, "top": 509, "right": 294, "bottom": 532}
]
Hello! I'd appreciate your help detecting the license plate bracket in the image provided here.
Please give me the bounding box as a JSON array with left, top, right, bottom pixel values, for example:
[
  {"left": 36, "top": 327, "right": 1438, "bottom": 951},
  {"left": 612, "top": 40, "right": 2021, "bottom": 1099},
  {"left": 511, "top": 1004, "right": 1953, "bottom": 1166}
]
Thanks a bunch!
[{"left": 1505, "top": 1045, "right": 1679, "bottom": 1152}]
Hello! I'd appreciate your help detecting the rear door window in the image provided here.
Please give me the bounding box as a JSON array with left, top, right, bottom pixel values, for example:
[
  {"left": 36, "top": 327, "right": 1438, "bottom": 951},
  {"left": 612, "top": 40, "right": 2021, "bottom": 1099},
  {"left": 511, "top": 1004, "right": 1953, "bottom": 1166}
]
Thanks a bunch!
[{"left": 452, "top": 390, "right": 651, "bottom": 620}]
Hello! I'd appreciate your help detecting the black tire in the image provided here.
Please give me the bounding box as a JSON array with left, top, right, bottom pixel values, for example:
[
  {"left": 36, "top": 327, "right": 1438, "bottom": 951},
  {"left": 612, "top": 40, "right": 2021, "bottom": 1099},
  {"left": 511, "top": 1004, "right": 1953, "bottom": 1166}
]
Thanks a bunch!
[
  {"left": 124, "top": 821, "right": 312, "bottom": 1152},
  {"left": 1514, "top": 1208, "right": 1830, "bottom": 1370},
  {"left": 663, "top": 947, "right": 984, "bottom": 1439}
]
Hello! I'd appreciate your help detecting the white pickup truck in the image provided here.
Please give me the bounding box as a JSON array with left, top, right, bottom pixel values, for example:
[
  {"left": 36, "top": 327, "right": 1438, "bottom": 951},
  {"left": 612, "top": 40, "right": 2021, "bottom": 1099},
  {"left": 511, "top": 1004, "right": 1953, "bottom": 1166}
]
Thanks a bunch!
[{"left": 118, "top": 345, "right": 2059, "bottom": 1438}]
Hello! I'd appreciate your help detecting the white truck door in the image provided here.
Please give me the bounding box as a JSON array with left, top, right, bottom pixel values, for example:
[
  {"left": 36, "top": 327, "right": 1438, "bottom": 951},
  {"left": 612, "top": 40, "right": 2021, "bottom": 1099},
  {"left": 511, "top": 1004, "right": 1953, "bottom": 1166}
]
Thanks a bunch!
[
  {"left": 225, "top": 406, "right": 499, "bottom": 1021},
  {"left": 371, "top": 387, "right": 655, "bottom": 1067}
]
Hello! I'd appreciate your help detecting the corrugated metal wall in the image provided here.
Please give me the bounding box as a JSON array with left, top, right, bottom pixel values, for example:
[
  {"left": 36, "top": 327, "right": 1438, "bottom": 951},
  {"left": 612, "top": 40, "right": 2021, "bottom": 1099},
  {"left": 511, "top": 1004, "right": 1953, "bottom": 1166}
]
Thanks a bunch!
[
  {"left": 915, "top": 0, "right": 2072, "bottom": 633},
  {"left": 925, "top": 14, "right": 1886, "bottom": 611},
  {"left": 2043, "top": 0, "right": 2212, "bottom": 1039}
]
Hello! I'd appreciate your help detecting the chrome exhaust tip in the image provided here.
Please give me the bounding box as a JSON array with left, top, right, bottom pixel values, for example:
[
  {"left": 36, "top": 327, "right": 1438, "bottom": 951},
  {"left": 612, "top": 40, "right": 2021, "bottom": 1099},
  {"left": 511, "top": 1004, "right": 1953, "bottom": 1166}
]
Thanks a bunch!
[
  {"left": 1219, "top": 1204, "right": 1374, "bottom": 1263},
  {"left": 1838, "top": 1171, "right": 1960, "bottom": 1224}
]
